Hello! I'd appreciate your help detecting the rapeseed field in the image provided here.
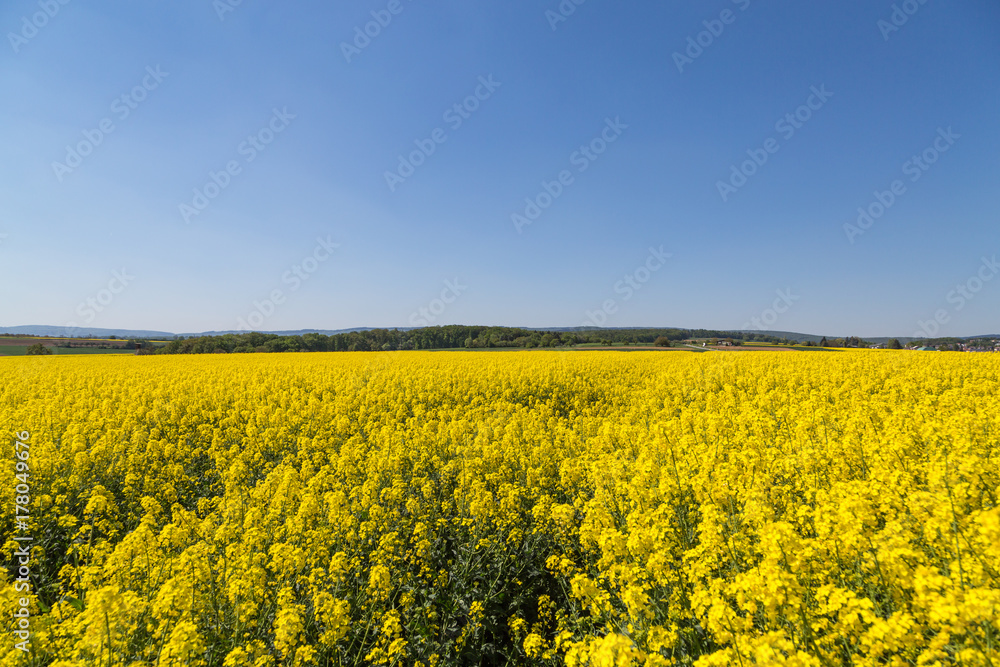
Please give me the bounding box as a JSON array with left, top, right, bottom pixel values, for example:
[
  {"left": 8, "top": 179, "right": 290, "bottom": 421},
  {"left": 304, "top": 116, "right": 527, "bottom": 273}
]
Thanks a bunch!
[{"left": 2, "top": 351, "right": 998, "bottom": 665}]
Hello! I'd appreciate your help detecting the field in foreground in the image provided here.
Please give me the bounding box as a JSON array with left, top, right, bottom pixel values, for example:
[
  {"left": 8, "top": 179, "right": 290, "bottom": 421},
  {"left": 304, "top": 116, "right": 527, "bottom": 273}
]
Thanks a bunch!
[{"left": 1, "top": 351, "right": 998, "bottom": 666}]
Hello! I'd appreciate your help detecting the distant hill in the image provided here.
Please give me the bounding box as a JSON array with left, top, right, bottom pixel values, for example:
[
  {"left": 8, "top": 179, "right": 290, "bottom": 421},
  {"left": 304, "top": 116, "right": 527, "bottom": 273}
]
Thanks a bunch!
[
  {"left": 735, "top": 329, "right": 825, "bottom": 344},
  {"left": 0, "top": 325, "right": 175, "bottom": 339},
  {"left": 1, "top": 324, "right": 994, "bottom": 343},
  {"left": 0, "top": 325, "right": 374, "bottom": 339}
]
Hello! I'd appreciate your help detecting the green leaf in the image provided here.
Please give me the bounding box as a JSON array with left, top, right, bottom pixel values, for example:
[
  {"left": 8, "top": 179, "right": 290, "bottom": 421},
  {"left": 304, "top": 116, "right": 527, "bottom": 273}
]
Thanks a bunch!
[{"left": 63, "top": 595, "right": 84, "bottom": 611}]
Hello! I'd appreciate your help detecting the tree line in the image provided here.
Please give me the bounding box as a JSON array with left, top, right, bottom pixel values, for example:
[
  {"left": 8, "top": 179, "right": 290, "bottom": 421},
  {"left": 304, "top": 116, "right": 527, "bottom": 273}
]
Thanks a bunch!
[{"left": 151, "top": 326, "right": 799, "bottom": 355}]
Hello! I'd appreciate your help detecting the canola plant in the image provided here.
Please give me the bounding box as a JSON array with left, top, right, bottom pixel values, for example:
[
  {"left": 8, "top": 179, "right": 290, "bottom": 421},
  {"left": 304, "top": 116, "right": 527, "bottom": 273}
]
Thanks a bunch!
[{"left": 1, "top": 350, "right": 998, "bottom": 666}]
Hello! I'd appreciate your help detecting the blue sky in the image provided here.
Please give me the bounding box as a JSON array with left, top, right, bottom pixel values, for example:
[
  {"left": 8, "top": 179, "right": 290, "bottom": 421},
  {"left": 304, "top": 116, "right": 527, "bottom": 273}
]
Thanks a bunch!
[{"left": 1, "top": 0, "right": 998, "bottom": 337}]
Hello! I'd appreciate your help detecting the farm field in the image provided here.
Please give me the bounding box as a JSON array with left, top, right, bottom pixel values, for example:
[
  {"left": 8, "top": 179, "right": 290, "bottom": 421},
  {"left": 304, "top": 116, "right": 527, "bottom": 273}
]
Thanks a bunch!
[
  {"left": 50, "top": 347, "right": 135, "bottom": 356},
  {"left": 0, "top": 347, "right": 134, "bottom": 357},
  {"left": 0, "top": 338, "right": 136, "bottom": 357},
  {"left": 1, "top": 351, "right": 999, "bottom": 665}
]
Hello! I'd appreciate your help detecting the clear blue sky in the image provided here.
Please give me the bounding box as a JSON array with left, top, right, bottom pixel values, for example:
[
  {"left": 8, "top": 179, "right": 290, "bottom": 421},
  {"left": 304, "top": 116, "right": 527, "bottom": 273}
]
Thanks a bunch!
[{"left": 1, "top": 0, "right": 998, "bottom": 337}]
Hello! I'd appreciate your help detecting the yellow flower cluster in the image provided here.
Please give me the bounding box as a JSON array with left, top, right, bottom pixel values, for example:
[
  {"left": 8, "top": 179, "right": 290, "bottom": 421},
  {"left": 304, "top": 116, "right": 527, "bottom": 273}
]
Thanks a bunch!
[{"left": 1, "top": 350, "right": 997, "bottom": 665}]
